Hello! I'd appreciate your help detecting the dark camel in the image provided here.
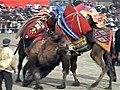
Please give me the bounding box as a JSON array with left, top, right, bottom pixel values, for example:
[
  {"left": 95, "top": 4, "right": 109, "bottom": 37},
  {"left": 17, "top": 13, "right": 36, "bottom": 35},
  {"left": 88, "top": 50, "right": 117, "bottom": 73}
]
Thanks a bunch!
[{"left": 21, "top": 33, "right": 70, "bottom": 90}]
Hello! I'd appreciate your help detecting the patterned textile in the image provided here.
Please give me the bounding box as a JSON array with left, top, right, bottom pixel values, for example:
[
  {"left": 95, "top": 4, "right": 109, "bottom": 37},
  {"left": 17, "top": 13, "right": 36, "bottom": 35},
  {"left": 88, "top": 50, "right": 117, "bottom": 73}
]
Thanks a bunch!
[
  {"left": 94, "top": 28, "right": 113, "bottom": 52},
  {"left": 82, "top": 6, "right": 106, "bottom": 28},
  {"left": 18, "top": 9, "right": 53, "bottom": 39},
  {"left": 25, "top": 20, "right": 47, "bottom": 39},
  {"left": 38, "top": 9, "right": 51, "bottom": 18},
  {"left": 38, "top": 9, "right": 55, "bottom": 30}
]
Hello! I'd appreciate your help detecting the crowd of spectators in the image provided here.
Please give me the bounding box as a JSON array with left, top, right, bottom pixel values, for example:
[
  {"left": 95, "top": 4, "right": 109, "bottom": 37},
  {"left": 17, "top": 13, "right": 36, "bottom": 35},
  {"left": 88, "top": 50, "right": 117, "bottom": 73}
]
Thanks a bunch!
[
  {"left": 0, "top": 1, "right": 120, "bottom": 34},
  {"left": 0, "top": 2, "right": 45, "bottom": 34},
  {"left": 91, "top": 2, "right": 120, "bottom": 31}
]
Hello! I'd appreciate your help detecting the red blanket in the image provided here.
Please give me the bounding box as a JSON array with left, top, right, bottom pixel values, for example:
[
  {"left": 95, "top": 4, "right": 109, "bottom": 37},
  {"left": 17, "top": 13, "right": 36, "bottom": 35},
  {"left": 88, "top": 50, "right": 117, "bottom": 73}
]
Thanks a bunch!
[{"left": 64, "top": 4, "right": 92, "bottom": 38}]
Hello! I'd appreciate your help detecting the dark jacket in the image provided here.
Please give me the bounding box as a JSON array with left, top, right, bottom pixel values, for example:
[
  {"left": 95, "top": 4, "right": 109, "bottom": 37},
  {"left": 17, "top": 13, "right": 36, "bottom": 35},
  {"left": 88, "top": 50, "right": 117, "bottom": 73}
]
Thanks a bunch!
[
  {"left": 115, "top": 29, "right": 120, "bottom": 45},
  {"left": 115, "top": 29, "right": 120, "bottom": 54}
]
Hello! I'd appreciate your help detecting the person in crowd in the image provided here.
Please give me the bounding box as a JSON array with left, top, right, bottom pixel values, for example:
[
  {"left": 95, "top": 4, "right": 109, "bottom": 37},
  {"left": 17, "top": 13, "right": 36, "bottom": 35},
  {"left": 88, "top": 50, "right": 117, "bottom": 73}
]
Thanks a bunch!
[
  {"left": 114, "top": 2, "right": 120, "bottom": 9},
  {"left": 26, "top": 3, "right": 32, "bottom": 8},
  {"left": 0, "top": 38, "right": 16, "bottom": 90},
  {"left": 101, "top": 6, "right": 109, "bottom": 14},
  {"left": 114, "top": 29, "right": 120, "bottom": 66},
  {"left": 0, "top": 2, "right": 5, "bottom": 9},
  {"left": 33, "top": 2, "right": 41, "bottom": 11}
]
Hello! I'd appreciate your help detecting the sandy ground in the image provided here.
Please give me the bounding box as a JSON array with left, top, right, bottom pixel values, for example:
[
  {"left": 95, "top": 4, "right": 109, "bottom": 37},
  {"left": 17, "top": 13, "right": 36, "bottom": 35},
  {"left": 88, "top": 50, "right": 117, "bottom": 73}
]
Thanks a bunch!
[{"left": 0, "top": 33, "right": 120, "bottom": 90}]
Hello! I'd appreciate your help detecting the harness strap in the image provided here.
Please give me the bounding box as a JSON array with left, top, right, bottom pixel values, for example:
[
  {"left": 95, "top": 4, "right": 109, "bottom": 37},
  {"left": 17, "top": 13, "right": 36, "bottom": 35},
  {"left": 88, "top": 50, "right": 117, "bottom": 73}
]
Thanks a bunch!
[
  {"left": 56, "top": 5, "right": 79, "bottom": 40},
  {"left": 67, "top": 4, "right": 83, "bottom": 35}
]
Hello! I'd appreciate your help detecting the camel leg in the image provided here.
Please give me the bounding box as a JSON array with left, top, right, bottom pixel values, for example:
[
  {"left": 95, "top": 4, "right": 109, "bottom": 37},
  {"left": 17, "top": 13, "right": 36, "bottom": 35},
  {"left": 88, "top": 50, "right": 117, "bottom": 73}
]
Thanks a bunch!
[
  {"left": 23, "top": 66, "right": 43, "bottom": 90},
  {"left": 90, "top": 44, "right": 107, "bottom": 88},
  {"left": 23, "top": 61, "right": 31, "bottom": 80},
  {"left": 22, "top": 64, "right": 34, "bottom": 87},
  {"left": 16, "top": 53, "right": 26, "bottom": 82},
  {"left": 56, "top": 54, "right": 70, "bottom": 89},
  {"left": 56, "top": 70, "right": 67, "bottom": 89},
  {"left": 70, "top": 55, "right": 80, "bottom": 86},
  {"left": 16, "top": 39, "right": 27, "bottom": 82},
  {"left": 33, "top": 71, "right": 43, "bottom": 90},
  {"left": 103, "top": 52, "right": 113, "bottom": 89},
  {"left": 27, "top": 55, "right": 43, "bottom": 90}
]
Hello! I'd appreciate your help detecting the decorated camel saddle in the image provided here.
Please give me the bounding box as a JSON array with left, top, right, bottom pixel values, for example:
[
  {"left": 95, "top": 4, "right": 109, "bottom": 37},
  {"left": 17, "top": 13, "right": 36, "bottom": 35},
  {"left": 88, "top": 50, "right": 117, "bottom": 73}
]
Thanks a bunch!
[
  {"left": 16, "top": 9, "right": 55, "bottom": 48},
  {"left": 53, "top": 1, "right": 113, "bottom": 54},
  {"left": 16, "top": 9, "right": 53, "bottom": 39}
]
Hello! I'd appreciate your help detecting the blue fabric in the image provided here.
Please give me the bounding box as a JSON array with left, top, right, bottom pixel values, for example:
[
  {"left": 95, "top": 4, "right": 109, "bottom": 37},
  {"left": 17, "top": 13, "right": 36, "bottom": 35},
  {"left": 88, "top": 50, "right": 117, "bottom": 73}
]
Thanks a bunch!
[
  {"left": 61, "top": 13, "right": 79, "bottom": 40},
  {"left": 56, "top": 5, "right": 79, "bottom": 40}
]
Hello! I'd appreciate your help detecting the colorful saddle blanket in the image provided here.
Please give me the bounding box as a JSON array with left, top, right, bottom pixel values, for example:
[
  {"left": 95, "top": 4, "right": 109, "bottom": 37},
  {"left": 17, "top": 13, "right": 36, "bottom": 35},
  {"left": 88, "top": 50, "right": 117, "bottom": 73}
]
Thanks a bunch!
[
  {"left": 24, "top": 20, "right": 47, "bottom": 39},
  {"left": 82, "top": 6, "right": 106, "bottom": 28},
  {"left": 94, "top": 28, "right": 113, "bottom": 52},
  {"left": 18, "top": 9, "right": 53, "bottom": 39}
]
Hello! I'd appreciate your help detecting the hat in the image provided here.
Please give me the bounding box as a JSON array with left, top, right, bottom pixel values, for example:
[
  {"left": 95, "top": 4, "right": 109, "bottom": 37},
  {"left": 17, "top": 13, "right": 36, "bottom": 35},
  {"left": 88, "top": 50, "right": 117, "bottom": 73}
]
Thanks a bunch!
[
  {"left": 73, "top": 0, "right": 83, "bottom": 6},
  {"left": 2, "top": 38, "right": 11, "bottom": 47}
]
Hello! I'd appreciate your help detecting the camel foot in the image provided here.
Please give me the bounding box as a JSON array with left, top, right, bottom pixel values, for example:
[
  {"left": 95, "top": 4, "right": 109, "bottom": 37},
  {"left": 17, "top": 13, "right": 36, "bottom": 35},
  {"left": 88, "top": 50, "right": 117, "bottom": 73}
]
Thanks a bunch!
[
  {"left": 90, "top": 82, "right": 98, "bottom": 88},
  {"left": 34, "top": 85, "right": 43, "bottom": 90},
  {"left": 56, "top": 84, "right": 66, "bottom": 89},
  {"left": 72, "top": 80, "right": 80, "bottom": 86},
  {"left": 15, "top": 78, "right": 22, "bottom": 82},
  {"left": 104, "top": 86, "right": 112, "bottom": 90},
  {"left": 22, "top": 80, "right": 31, "bottom": 87}
]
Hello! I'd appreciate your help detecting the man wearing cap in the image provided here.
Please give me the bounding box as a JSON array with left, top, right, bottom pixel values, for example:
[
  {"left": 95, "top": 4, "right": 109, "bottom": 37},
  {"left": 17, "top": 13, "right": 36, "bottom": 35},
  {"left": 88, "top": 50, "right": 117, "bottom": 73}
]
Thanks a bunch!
[{"left": 0, "top": 38, "right": 16, "bottom": 90}]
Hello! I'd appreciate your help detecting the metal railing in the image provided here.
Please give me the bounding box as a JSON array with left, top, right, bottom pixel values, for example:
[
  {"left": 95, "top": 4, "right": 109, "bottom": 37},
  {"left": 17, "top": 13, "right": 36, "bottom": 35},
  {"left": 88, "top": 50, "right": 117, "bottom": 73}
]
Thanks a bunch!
[{"left": 0, "top": 20, "right": 25, "bottom": 33}]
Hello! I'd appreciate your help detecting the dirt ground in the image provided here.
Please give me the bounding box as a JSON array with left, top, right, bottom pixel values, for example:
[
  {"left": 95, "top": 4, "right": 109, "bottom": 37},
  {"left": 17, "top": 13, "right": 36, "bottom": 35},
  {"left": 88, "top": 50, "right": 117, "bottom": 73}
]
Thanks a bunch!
[{"left": 0, "top": 33, "right": 120, "bottom": 90}]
